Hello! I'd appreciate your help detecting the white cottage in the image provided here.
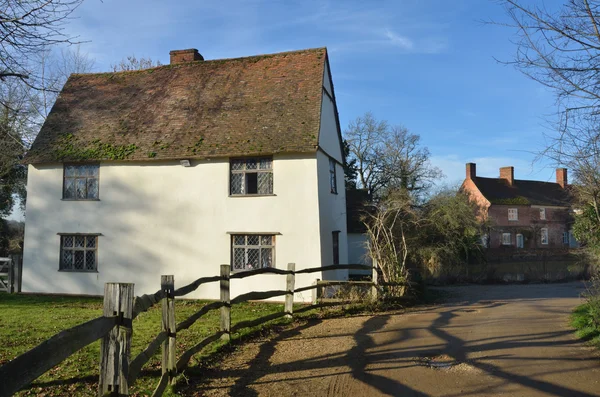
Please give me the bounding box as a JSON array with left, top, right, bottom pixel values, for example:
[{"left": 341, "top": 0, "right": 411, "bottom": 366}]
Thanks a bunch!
[{"left": 22, "top": 47, "right": 348, "bottom": 301}]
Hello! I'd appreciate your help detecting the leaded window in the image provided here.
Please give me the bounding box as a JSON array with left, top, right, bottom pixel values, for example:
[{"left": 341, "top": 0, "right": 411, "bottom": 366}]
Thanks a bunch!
[
  {"left": 232, "top": 234, "right": 274, "bottom": 271},
  {"left": 60, "top": 234, "right": 98, "bottom": 271},
  {"left": 541, "top": 228, "right": 549, "bottom": 245},
  {"left": 329, "top": 158, "right": 337, "bottom": 194},
  {"left": 64, "top": 164, "right": 99, "bottom": 200},
  {"left": 230, "top": 158, "right": 273, "bottom": 195}
]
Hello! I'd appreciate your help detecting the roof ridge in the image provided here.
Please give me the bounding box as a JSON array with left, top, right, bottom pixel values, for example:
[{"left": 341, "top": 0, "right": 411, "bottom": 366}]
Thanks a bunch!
[
  {"left": 70, "top": 47, "right": 328, "bottom": 78},
  {"left": 476, "top": 176, "right": 559, "bottom": 185}
]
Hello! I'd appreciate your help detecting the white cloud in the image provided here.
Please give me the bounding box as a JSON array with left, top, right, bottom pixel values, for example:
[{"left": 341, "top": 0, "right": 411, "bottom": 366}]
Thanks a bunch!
[{"left": 384, "top": 29, "right": 414, "bottom": 50}]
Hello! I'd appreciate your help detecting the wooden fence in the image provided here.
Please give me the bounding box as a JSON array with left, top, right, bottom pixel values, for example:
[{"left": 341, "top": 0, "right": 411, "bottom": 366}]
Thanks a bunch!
[
  {"left": 0, "top": 255, "right": 22, "bottom": 294},
  {"left": 0, "top": 263, "right": 399, "bottom": 397}
]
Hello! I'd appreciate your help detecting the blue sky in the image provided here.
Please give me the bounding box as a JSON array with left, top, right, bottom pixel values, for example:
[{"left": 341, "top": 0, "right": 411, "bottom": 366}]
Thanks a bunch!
[
  {"left": 60, "top": 0, "right": 561, "bottom": 185},
  {"left": 14, "top": 0, "right": 559, "bottom": 220}
]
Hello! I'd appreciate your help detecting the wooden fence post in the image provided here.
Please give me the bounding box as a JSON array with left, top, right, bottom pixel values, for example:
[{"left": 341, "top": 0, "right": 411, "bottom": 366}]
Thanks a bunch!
[
  {"left": 284, "top": 263, "right": 295, "bottom": 318},
  {"left": 7, "top": 257, "right": 14, "bottom": 294},
  {"left": 15, "top": 254, "right": 22, "bottom": 293},
  {"left": 220, "top": 264, "right": 231, "bottom": 341},
  {"left": 371, "top": 259, "right": 378, "bottom": 301},
  {"left": 99, "top": 283, "right": 134, "bottom": 397},
  {"left": 312, "top": 278, "right": 320, "bottom": 304},
  {"left": 161, "top": 275, "right": 176, "bottom": 384}
]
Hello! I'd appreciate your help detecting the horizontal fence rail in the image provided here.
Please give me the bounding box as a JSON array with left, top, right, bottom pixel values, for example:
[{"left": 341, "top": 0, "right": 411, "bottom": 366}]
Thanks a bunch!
[{"left": 0, "top": 261, "right": 397, "bottom": 397}]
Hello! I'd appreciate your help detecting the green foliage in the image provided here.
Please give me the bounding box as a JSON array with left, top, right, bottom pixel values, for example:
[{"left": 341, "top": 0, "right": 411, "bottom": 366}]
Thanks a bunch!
[
  {"left": 53, "top": 134, "right": 138, "bottom": 160},
  {"left": 0, "top": 112, "right": 26, "bottom": 219},
  {"left": 571, "top": 277, "right": 600, "bottom": 348},
  {"left": 573, "top": 204, "right": 600, "bottom": 253},
  {"left": 342, "top": 139, "right": 357, "bottom": 190},
  {"left": 418, "top": 188, "right": 487, "bottom": 276}
]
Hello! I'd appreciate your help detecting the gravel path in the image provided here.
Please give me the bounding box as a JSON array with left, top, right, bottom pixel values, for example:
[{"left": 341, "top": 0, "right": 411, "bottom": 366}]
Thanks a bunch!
[{"left": 180, "top": 282, "right": 600, "bottom": 396}]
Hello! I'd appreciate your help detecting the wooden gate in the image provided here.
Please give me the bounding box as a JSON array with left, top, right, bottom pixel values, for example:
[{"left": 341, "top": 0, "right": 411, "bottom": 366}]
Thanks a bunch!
[{"left": 0, "top": 256, "right": 21, "bottom": 293}]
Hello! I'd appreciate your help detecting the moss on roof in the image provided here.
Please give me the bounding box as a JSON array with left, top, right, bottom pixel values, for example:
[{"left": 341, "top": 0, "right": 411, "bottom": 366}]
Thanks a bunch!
[{"left": 26, "top": 48, "right": 327, "bottom": 163}]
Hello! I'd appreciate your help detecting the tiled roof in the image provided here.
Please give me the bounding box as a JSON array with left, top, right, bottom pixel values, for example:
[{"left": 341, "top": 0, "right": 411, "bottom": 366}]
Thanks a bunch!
[
  {"left": 473, "top": 177, "right": 572, "bottom": 206},
  {"left": 25, "top": 48, "right": 328, "bottom": 163}
]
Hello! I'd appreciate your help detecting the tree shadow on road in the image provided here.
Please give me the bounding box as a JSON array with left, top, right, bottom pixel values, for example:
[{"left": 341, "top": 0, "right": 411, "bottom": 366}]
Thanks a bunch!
[{"left": 178, "top": 285, "right": 599, "bottom": 397}]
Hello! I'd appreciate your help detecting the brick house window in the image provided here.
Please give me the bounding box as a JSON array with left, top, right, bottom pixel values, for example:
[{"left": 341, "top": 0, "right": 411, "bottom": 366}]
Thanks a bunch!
[
  {"left": 329, "top": 158, "right": 337, "bottom": 194},
  {"left": 63, "top": 164, "right": 99, "bottom": 200},
  {"left": 332, "top": 231, "right": 340, "bottom": 265},
  {"left": 502, "top": 233, "right": 511, "bottom": 245},
  {"left": 481, "top": 234, "right": 489, "bottom": 248},
  {"left": 541, "top": 228, "right": 549, "bottom": 245},
  {"left": 230, "top": 158, "right": 273, "bottom": 195},
  {"left": 508, "top": 208, "right": 518, "bottom": 221},
  {"left": 563, "top": 232, "right": 570, "bottom": 245},
  {"left": 539, "top": 208, "right": 546, "bottom": 220},
  {"left": 60, "top": 234, "right": 98, "bottom": 271},
  {"left": 231, "top": 234, "right": 274, "bottom": 271}
]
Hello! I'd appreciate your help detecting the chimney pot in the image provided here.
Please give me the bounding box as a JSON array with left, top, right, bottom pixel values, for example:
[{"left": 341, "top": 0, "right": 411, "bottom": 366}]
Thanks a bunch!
[
  {"left": 466, "top": 163, "right": 476, "bottom": 180},
  {"left": 500, "top": 166, "right": 514, "bottom": 186},
  {"left": 556, "top": 168, "right": 568, "bottom": 188},
  {"left": 169, "top": 48, "right": 203, "bottom": 64}
]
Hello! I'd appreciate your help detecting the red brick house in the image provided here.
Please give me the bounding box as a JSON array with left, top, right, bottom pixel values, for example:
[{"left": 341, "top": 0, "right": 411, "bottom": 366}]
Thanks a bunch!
[{"left": 461, "top": 163, "right": 574, "bottom": 249}]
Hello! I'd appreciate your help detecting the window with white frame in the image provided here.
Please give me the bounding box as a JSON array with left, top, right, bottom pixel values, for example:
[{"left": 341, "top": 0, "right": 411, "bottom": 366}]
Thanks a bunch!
[
  {"left": 508, "top": 208, "right": 518, "bottom": 221},
  {"left": 63, "top": 164, "right": 99, "bottom": 200},
  {"left": 539, "top": 208, "right": 546, "bottom": 220},
  {"left": 516, "top": 234, "right": 524, "bottom": 248},
  {"left": 230, "top": 158, "right": 273, "bottom": 195},
  {"left": 541, "top": 228, "right": 549, "bottom": 245},
  {"left": 502, "top": 233, "right": 512, "bottom": 245},
  {"left": 231, "top": 234, "right": 274, "bottom": 271},
  {"left": 481, "top": 234, "right": 489, "bottom": 248},
  {"left": 60, "top": 234, "right": 98, "bottom": 271},
  {"left": 329, "top": 158, "right": 337, "bottom": 194}
]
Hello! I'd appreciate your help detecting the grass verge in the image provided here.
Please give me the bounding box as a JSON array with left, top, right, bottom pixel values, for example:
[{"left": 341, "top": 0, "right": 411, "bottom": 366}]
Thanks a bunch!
[
  {"left": 571, "top": 303, "right": 600, "bottom": 348},
  {"left": 0, "top": 293, "right": 289, "bottom": 396},
  {"left": 1, "top": 293, "right": 410, "bottom": 397}
]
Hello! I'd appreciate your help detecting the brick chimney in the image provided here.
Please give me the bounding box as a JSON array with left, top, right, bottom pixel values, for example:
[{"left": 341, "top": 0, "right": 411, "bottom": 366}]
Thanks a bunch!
[
  {"left": 556, "top": 168, "right": 568, "bottom": 188},
  {"left": 169, "top": 49, "right": 204, "bottom": 64},
  {"left": 500, "top": 166, "right": 514, "bottom": 186},
  {"left": 466, "top": 163, "right": 476, "bottom": 180}
]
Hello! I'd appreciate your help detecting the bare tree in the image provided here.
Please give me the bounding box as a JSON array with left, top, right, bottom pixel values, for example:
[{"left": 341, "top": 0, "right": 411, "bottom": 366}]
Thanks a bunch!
[
  {"left": 499, "top": 0, "right": 600, "bottom": 241},
  {"left": 0, "top": 0, "right": 84, "bottom": 88},
  {"left": 364, "top": 189, "right": 418, "bottom": 295},
  {"left": 0, "top": 46, "right": 94, "bottom": 219},
  {"left": 110, "top": 55, "right": 162, "bottom": 72},
  {"left": 33, "top": 45, "right": 95, "bottom": 120},
  {"left": 344, "top": 112, "right": 442, "bottom": 199}
]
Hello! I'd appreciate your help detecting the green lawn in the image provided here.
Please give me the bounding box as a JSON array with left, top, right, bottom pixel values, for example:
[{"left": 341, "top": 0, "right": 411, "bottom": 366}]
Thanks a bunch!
[{"left": 0, "top": 293, "right": 291, "bottom": 396}]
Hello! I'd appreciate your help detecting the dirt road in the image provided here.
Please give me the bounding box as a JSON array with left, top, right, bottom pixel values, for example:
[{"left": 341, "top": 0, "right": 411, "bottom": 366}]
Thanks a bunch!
[{"left": 181, "top": 283, "right": 600, "bottom": 396}]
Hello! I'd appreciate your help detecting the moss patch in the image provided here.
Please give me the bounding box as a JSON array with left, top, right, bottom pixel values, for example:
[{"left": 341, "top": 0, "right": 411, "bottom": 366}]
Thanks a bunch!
[
  {"left": 53, "top": 134, "right": 138, "bottom": 161},
  {"left": 491, "top": 196, "right": 530, "bottom": 205}
]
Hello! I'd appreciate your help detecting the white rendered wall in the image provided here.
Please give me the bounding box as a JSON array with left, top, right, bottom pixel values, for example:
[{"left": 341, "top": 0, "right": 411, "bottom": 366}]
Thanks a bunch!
[
  {"left": 347, "top": 233, "right": 370, "bottom": 276},
  {"left": 316, "top": 150, "right": 348, "bottom": 280},
  {"left": 22, "top": 154, "right": 324, "bottom": 302},
  {"left": 318, "top": 61, "right": 343, "bottom": 163}
]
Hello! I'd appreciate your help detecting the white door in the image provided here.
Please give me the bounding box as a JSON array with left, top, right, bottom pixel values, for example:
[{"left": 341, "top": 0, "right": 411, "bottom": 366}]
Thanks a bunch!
[{"left": 516, "top": 234, "right": 524, "bottom": 249}]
